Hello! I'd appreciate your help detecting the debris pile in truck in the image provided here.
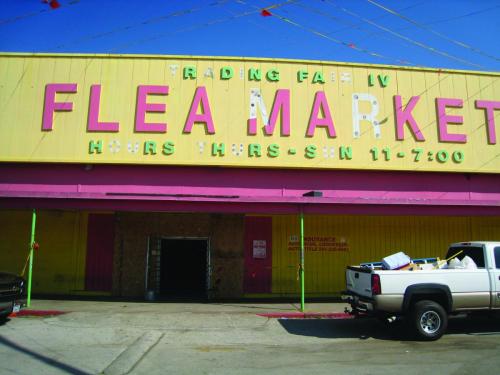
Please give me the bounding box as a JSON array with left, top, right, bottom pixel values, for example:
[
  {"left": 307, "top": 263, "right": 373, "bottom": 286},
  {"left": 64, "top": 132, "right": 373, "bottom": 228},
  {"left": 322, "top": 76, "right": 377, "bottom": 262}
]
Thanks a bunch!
[
  {"left": 381, "top": 251, "right": 411, "bottom": 270},
  {"left": 360, "top": 249, "right": 475, "bottom": 271}
]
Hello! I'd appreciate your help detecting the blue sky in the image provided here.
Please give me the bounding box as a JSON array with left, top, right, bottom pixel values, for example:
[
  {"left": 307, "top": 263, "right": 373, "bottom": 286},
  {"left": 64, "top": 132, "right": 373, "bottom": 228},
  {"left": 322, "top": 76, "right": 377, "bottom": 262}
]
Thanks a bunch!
[{"left": 1, "top": 0, "right": 499, "bottom": 71}]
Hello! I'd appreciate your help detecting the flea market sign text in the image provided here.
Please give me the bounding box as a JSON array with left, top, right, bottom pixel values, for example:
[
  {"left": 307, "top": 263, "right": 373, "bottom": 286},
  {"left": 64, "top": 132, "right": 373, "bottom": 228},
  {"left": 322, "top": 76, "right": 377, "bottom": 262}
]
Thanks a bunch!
[{"left": 3, "top": 56, "right": 499, "bottom": 173}]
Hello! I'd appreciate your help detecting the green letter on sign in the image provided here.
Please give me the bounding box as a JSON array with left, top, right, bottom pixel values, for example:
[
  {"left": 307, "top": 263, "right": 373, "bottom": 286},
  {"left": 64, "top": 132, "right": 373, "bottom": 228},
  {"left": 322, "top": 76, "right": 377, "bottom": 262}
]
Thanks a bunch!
[
  {"left": 162, "top": 141, "right": 175, "bottom": 155},
  {"left": 312, "top": 72, "right": 325, "bottom": 84},
  {"left": 249, "top": 69, "right": 262, "bottom": 81},
  {"left": 340, "top": 146, "right": 352, "bottom": 160},
  {"left": 144, "top": 141, "right": 157, "bottom": 155},
  {"left": 212, "top": 143, "right": 225, "bottom": 156},
  {"left": 268, "top": 144, "right": 280, "bottom": 158},
  {"left": 297, "top": 71, "right": 308, "bottom": 82},
  {"left": 89, "top": 140, "right": 103, "bottom": 154},
  {"left": 267, "top": 69, "right": 280, "bottom": 82},
  {"left": 220, "top": 67, "right": 233, "bottom": 80},
  {"left": 305, "top": 145, "right": 317, "bottom": 159},
  {"left": 183, "top": 66, "right": 197, "bottom": 79},
  {"left": 249, "top": 144, "right": 262, "bottom": 157}
]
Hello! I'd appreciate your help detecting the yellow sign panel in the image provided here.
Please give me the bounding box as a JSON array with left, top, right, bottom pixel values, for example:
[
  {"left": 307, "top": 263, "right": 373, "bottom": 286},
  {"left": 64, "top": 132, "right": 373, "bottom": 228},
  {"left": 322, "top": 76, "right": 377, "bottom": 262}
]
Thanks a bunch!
[{"left": 0, "top": 53, "right": 499, "bottom": 173}]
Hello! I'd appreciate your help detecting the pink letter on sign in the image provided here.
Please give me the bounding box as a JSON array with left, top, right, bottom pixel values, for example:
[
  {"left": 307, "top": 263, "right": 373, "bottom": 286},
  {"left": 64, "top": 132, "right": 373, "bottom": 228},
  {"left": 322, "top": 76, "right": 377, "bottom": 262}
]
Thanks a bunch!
[
  {"left": 135, "top": 85, "right": 168, "bottom": 133},
  {"left": 42, "top": 83, "right": 77, "bottom": 131},
  {"left": 475, "top": 100, "right": 500, "bottom": 144},
  {"left": 306, "top": 91, "right": 336, "bottom": 137},
  {"left": 87, "top": 85, "right": 119, "bottom": 132},
  {"left": 436, "top": 98, "right": 467, "bottom": 143},
  {"left": 248, "top": 89, "right": 290, "bottom": 136},
  {"left": 183, "top": 86, "right": 215, "bottom": 134},
  {"left": 394, "top": 95, "right": 425, "bottom": 141}
]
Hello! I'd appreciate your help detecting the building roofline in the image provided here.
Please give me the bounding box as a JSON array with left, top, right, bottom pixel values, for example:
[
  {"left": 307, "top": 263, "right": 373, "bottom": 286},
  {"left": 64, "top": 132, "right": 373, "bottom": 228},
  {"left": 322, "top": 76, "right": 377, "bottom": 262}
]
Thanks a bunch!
[{"left": 1, "top": 51, "right": 499, "bottom": 77}]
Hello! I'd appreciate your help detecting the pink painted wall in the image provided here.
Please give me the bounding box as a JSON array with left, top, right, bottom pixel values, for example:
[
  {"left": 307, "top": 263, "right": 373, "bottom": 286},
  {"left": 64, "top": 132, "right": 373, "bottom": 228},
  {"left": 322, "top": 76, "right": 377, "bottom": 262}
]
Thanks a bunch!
[{"left": 0, "top": 163, "right": 499, "bottom": 215}]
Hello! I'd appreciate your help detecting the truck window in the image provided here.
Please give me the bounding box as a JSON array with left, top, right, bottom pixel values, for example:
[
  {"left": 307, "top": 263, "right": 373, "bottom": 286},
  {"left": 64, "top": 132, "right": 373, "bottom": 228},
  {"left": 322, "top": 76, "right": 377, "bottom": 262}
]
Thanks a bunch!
[
  {"left": 446, "top": 246, "right": 485, "bottom": 268},
  {"left": 495, "top": 247, "right": 500, "bottom": 269}
]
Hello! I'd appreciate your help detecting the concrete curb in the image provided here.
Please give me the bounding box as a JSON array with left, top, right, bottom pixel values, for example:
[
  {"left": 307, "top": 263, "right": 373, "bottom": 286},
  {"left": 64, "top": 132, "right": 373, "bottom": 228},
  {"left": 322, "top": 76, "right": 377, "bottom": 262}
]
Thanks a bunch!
[
  {"left": 10, "top": 309, "right": 67, "bottom": 317},
  {"left": 103, "top": 331, "right": 163, "bottom": 375},
  {"left": 257, "top": 312, "right": 352, "bottom": 319}
]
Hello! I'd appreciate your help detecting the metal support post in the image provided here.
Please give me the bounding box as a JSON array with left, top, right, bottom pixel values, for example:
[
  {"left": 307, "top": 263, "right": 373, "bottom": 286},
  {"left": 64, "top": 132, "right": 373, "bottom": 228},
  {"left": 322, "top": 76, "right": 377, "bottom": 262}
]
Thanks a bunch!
[
  {"left": 300, "top": 210, "right": 305, "bottom": 312},
  {"left": 27, "top": 209, "right": 36, "bottom": 307}
]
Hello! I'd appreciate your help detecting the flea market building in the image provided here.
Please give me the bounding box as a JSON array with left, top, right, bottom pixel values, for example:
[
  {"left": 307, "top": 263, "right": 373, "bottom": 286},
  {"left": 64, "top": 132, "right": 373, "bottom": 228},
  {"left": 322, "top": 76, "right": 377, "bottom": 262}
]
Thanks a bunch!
[{"left": 0, "top": 53, "right": 499, "bottom": 299}]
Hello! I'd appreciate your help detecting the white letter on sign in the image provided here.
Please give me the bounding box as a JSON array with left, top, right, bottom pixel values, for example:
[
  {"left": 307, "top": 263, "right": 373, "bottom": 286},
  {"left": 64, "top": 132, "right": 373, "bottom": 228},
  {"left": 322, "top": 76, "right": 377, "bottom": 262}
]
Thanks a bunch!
[{"left": 352, "top": 93, "right": 381, "bottom": 139}]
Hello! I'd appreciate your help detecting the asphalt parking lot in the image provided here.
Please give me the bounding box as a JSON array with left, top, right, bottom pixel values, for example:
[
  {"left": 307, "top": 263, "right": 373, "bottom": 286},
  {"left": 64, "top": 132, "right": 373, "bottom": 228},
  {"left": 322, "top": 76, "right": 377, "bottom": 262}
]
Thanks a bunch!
[{"left": 1, "top": 300, "right": 500, "bottom": 375}]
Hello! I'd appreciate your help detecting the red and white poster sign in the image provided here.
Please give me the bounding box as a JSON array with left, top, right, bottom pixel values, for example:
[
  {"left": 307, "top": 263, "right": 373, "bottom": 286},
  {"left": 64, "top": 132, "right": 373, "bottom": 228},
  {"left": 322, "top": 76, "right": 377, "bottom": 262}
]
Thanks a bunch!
[{"left": 253, "top": 240, "right": 267, "bottom": 259}]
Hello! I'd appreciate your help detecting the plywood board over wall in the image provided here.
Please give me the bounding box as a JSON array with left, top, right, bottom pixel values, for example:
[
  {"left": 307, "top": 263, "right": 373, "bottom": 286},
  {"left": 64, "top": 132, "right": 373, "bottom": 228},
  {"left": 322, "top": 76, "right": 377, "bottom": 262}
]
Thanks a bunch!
[{"left": 113, "top": 212, "right": 244, "bottom": 299}]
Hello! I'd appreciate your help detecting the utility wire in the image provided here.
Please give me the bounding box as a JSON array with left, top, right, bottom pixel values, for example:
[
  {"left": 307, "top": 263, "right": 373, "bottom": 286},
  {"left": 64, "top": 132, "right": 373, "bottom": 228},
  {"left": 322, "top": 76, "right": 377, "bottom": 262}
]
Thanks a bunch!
[
  {"left": 293, "top": 2, "right": 414, "bottom": 65},
  {"left": 366, "top": 0, "right": 500, "bottom": 64},
  {"left": 343, "top": 4, "right": 500, "bottom": 53},
  {"left": 324, "top": 0, "right": 482, "bottom": 69},
  {"left": 51, "top": 0, "right": 231, "bottom": 51},
  {"left": 108, "top": 0, "right": 295, "bottom": 53},
  {"left": 0, "top": 0, "right": 80, "bottom": 26},
  {"left": 419, "top": 5, "right": 500, "bottom": 26},
  {"left": 238, "top": 0, "right": 417, "bottom": 66},
  {"left": 317, "top": 0, "right": 425, "bottom": 36}
]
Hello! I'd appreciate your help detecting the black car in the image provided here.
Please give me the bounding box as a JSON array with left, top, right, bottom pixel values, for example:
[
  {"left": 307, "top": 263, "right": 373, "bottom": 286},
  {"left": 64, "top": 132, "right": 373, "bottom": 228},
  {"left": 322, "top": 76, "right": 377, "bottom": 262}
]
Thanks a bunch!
[{"left": 0, "top": 272, "right": 26, "bottom": 321}]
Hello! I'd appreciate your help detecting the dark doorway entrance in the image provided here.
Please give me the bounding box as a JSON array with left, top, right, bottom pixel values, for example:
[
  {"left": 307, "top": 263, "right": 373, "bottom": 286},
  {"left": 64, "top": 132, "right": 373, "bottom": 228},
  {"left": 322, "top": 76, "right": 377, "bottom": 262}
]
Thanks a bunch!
[{"left": 160, "top": 238, "right": 208, "bottom": 299}]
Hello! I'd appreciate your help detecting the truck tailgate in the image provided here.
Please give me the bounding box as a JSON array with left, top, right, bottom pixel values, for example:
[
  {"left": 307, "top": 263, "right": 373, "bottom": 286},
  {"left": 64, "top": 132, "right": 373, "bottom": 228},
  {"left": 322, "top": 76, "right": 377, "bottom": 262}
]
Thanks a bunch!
[{"left": 346, "top": 266, "right": 373, "bottom": 298}]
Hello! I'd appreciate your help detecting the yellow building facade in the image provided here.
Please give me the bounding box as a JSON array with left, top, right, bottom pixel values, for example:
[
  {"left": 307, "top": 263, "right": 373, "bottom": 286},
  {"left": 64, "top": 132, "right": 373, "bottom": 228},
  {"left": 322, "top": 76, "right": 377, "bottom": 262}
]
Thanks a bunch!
[{"left": 0, "top": 53, "right": 499, "bottom": 298}]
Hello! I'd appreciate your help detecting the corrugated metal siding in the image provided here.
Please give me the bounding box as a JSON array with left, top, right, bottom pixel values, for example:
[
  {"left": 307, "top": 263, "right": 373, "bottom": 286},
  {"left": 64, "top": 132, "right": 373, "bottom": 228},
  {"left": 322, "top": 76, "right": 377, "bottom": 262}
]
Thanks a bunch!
[{"left": 272, "top": 215, "right": 500, "bottom": 296}]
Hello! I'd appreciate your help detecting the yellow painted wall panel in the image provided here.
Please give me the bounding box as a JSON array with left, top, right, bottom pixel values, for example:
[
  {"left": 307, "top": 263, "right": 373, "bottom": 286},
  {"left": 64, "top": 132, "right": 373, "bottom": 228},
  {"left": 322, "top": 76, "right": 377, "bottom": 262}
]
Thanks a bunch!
[
  {"left": 272, "top": 215, "right": 500, "bottom": 296},
  {"left": 0, "top": 210, "right": 88, "bottom": 294},
  {"left": 0, "top": 210, "right": 32, "bottom": 275}
]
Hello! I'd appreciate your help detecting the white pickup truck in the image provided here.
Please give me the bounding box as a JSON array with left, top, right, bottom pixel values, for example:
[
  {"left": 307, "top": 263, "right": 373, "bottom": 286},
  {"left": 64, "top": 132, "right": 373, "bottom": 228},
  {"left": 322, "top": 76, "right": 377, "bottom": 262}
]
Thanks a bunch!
[{"left": 342, "top": 241, "right": 500, "bottom": 340}]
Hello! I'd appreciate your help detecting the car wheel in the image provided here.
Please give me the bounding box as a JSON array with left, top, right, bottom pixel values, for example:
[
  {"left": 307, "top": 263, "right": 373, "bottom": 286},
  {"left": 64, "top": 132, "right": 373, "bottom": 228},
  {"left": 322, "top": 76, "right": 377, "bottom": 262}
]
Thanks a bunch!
[{"left": 411, "top": 300, "right": 448, "bottom": 341}]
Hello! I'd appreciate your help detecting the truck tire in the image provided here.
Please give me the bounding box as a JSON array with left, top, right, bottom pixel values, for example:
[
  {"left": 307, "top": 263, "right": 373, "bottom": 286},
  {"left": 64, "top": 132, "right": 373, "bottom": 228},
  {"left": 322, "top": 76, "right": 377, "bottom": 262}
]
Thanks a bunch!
[{"left": 411, "top": 300, "right": 448, "bottom": 341}]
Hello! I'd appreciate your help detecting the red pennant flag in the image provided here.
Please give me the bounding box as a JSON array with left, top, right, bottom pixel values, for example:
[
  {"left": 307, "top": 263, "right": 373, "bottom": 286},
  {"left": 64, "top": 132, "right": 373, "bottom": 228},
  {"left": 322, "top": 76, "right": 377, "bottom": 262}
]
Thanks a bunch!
[
  {"left": 261, "top": 9, "right": 272, "bottom": 17},
  {"left": 49, "top": 0, "right": 61, "bottom": 9}
]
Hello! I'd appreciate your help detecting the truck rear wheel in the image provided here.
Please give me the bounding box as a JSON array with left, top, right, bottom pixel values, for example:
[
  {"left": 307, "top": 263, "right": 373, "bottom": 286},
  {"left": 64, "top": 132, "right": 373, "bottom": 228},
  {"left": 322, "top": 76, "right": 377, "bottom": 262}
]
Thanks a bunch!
[{"left": 411, "top": 300, "right": 448, "bottom": 341}]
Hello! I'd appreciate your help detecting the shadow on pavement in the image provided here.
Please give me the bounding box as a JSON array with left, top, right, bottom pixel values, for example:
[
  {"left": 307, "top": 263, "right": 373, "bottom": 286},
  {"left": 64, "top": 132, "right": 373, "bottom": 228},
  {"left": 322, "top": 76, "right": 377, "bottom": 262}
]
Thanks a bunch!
[
  {"left": 279, "top": 316, "right": 500, "bottom": 341},
  {"left": 279, "top": 318, "right": 398, "bottom": 340},
  {"left": 446, "top": 316, "right": 500, "bottom": 336},
  {"left": 0, "top": 335, "right": 91, "bottom": 375}
]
